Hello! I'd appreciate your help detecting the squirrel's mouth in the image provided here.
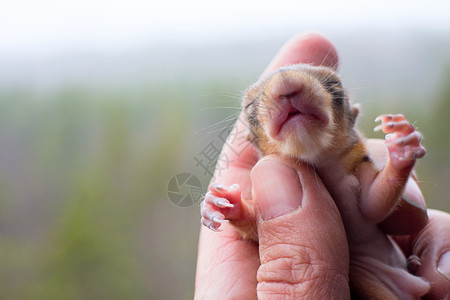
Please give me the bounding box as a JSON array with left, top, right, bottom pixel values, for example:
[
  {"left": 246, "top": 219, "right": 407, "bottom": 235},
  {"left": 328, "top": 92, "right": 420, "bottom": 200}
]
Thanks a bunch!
[{"left": 268, "top": 101, "right": 329, "bottom": 140}]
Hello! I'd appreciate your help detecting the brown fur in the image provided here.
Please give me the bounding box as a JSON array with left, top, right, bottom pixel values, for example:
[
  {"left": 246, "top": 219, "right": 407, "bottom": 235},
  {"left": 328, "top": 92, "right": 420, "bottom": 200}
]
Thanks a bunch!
[{"left": 239, "top": 64, "right": 424, "bottom": 299}]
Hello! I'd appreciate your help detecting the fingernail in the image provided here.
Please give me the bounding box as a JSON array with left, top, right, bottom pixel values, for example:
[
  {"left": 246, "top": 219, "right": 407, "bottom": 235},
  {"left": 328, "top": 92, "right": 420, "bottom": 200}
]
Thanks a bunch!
[
  {"left": 251, "top": 158, "right": 302, "bottom": 220},
  {"left": 437, "top": 250, "right": 450, "bottom": 281}
]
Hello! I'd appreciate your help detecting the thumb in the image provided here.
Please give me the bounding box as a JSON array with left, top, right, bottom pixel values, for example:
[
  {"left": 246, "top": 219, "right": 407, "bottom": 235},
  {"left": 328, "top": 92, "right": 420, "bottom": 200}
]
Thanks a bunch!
[{"left": 251, "top": 156, "right": 350, "bottom": 299}]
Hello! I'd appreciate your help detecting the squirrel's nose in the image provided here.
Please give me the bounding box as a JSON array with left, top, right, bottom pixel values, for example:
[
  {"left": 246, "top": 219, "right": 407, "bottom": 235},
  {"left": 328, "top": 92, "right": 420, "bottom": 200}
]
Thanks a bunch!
[{"left": 270, "top": 74, "right": 305, "bottom": 101}]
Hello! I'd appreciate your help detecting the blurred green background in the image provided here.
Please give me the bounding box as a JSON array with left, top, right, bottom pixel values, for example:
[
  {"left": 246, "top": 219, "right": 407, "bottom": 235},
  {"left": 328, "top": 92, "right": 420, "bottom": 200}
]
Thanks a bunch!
[{"left": 1, "top": 4, "right": 450, "bottom": 298}]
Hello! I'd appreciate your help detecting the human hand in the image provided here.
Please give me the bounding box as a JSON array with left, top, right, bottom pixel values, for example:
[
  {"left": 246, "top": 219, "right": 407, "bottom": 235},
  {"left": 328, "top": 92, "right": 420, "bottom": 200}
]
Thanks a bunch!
[
  {"left": 392, "top": 209, "right": 450, "bottom": 299},
  {"left": 195, "top": 33, "right": 450, "bottom": 299},
  {"left": 195, "top": 33, "right": 351, "bottom": 299}
]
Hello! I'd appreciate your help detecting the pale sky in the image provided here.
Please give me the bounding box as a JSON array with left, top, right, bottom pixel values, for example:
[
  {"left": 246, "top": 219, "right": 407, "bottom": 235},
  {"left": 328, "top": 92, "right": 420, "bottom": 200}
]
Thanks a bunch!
[{"left": 1, "top": 0, "right": 450, "bottom": 57}]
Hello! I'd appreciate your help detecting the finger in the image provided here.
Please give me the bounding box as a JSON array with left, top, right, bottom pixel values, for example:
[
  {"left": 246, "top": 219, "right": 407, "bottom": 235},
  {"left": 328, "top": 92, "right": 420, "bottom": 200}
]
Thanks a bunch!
[
  {"left": 263, "top": 32, "right": 339, "bottom": 75},
  {"left": 374, "top": 114, "right": 406, "bottom": 124},
  {"left": 392, "top": 209, "right": 450, "bottom": 299},
  {"left": 402, "top": 145, "right": 426, "bottom": 161},
  {"left": 385, "top": 131, "right": 422, "bottom": 147},
  {"left": 201, "top": 216, "right": 224, "bottom": 232},
  {"left": 195, "top": 225, "right": 260, "bottom": 299},
  {"left": 373, "top": 120, "right": 415, "bottom": 135},
  {"left": 200, "top": 201, "right": 227, "bottom": 226},
  {"left": 202, "top": 185, "right": 243, "bottom": 222},
  {"left": 204, "top": 192, "right": 234, "bottom": 208},
  {"left": 252, "top": 157, "right": 350, "bottom": 298},
  {"left": 209, "top": 183, "right": 240, "bottom": 200}
]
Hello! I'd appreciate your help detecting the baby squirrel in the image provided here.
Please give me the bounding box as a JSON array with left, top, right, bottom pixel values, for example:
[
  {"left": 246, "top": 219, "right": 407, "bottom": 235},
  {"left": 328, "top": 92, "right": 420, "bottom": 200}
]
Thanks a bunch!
[{"left": 201, "top": 64, "right": 429, "bottom": 299}]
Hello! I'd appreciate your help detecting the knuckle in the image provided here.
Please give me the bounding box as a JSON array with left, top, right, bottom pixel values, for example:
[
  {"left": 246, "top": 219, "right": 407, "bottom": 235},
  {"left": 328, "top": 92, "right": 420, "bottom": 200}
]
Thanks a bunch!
[
  {"left": 256, "top": 226, "right": 349, "bottom": 297},
  {"left": 257, "top": 246, "right": 339, "bottom": 298},
  {"left": 257, "top": 280, "right": 312, "bottom": 298},
  {"left": 259, "top": 255, "right": 310, "bottom": 283},
  {"left": 258, "top": 243, "right": 325, "bottom": 285}
]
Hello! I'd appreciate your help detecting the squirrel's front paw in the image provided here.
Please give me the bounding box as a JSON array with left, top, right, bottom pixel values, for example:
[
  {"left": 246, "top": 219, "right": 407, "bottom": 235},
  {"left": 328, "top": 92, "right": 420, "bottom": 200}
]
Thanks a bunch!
[
  {"left": 375, "top": 114, "right": 426, "bottom": 170},
  {"left": 200, "top": 183, "right": 242, "bottom": 231}
]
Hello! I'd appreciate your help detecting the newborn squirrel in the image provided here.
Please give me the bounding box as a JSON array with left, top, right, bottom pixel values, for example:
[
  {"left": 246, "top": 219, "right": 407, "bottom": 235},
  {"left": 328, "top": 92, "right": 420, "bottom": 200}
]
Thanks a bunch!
[{"left": 201, "top": 64, "right": 430, "bottom": 299}]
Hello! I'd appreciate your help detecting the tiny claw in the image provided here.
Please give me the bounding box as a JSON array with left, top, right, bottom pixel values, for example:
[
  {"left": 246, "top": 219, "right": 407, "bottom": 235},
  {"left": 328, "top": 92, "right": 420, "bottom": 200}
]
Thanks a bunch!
[
  {"left": 229, "top": 183, "right": 240, "bottom": 191},
  {"left": 212, "top": 216, "right": 229, "bottom": 223},
  {"left": 208, "top": 223, "right": 221, "bottom": 232},
  {"left": 210, "top": 183, "right": 229, "bottom": 194},
  {"left": 374, "top": 124, "right": 383, "bottom": 132},
  {"left": 214, "top": 184, "right": 227, "bottom": 191},
  {"left": 385, "top": 133, "right": 395, "bottom": 141},
  {"left": 217, "top": 199, "right": 234, "bottom": 208},
  {"left": 375, "top": 115, "right": 392, "bottom": 123}
]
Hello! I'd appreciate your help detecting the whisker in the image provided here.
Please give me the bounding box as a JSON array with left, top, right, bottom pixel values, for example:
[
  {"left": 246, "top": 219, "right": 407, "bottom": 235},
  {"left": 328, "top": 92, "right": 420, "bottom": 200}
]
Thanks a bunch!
[
  {"left": 320, "top": 49, "right": 331, "bottom": 67},
  {"left": 199, "top": 106, "right": 241, "bottom": 112},
  {"left": 347, "top": 86, "right": 371, "bottom": 91},
  {"left": 200, "top": 92, "right": 242, "bottom": 101},
  {"left": 195, "top": 112, "right": 240, "bottom": 135}
]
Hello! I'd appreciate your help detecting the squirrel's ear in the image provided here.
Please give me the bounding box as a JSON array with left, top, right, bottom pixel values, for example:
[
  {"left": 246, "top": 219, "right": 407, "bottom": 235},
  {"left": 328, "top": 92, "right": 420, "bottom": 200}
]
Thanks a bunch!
[{"left": 350, "top": 103, "right": 360, "bottom": 125}]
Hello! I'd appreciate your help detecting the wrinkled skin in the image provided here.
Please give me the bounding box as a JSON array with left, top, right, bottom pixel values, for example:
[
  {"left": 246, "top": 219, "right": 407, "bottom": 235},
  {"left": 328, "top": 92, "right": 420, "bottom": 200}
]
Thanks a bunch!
[
  {"left": 195, "top": 33, "right": 450, "bottom": 299},
  {"left": 202, "top": 65, "right": 428, "bottom": 298}
]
